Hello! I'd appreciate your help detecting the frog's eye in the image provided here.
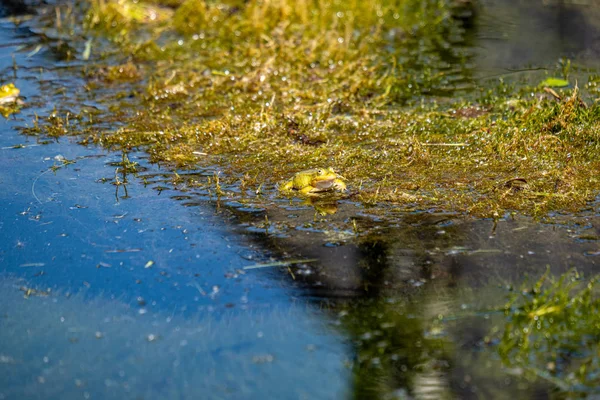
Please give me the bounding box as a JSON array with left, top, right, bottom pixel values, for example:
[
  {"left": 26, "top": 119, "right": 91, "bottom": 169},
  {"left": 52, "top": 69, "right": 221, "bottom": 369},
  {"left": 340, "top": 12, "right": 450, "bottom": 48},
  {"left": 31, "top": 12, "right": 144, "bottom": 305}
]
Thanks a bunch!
[{"left": 317, "top": 169, "right": 324, "bottom": 175}]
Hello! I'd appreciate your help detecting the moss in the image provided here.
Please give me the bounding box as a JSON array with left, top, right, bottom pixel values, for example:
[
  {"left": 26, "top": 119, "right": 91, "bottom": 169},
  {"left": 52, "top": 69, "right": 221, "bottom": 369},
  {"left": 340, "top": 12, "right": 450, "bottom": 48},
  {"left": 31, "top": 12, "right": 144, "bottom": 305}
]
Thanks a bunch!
[
  {"left": 105, "top": 61, "right": 142, "bottom": 82},
  {"left": 85, "top": 0, "right": 173, "bottom": 31},
  {"left": 25, "top": 0, "right": 600, "bottom": 219},
  {"left": 172, "top": 0, "right": 210, "bottom": 35}
]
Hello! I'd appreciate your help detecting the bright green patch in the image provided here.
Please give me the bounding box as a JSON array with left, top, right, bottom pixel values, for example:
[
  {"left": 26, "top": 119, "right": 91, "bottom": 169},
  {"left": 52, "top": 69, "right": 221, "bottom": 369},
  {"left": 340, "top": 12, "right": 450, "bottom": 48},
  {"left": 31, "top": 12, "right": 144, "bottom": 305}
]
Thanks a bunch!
[{"left": 539, "top": 77, "right": 569, "bottom": 88}]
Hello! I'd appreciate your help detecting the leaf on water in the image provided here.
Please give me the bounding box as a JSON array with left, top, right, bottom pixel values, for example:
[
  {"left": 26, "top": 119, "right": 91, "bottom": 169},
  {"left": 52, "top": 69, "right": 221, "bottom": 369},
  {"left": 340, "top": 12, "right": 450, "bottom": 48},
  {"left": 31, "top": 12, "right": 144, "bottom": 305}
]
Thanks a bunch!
[{"left": 539, "top": 77, "right": 569, "bottom": 88}]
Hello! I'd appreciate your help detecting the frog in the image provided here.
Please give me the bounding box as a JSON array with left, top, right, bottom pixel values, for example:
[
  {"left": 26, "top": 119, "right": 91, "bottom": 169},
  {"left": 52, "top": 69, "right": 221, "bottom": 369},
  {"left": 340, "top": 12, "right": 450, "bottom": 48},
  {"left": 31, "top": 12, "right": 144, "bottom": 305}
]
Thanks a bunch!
[
  {"left": 280, "top": 167, "right": 347, "bottom": 195},
  {"left": 0, "top": 83, "right": 22, "bottom": 118},
  {"left": 0, "top": 83, "right": 20, "bottom": 105}
]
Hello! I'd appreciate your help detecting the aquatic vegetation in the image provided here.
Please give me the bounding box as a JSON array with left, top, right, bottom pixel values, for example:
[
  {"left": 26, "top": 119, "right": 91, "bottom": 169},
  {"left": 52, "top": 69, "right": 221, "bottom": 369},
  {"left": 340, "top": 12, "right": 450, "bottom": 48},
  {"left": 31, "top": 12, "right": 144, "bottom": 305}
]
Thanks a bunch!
[
  {"left": 85, "top": 0, "right": 173, "bottom": 30},
  {"left": 498, "top": 270, "right": 600, "bottom": 393},
  {"left": 7, "top": 3, "right": 600, "bottom": 398},
  {"left": 20, "top": 0, "right": 600, "bottom": 220}
]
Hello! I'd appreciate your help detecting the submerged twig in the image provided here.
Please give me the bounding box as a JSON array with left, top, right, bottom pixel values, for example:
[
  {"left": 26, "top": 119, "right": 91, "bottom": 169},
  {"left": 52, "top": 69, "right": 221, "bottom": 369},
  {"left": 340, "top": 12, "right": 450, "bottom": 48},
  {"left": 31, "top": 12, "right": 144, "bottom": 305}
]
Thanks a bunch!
[
  {"left": 244, "top": 258, "right": 318, "bottom": 270},
  {"left": 31, "top": 168, "right": 53, "bottom": 204},
  {"left": 19, "top": 263, "right": 45, "bottom": 267},
  {"left": 1, "top": 144, "right": 40, "bottom": 150}
]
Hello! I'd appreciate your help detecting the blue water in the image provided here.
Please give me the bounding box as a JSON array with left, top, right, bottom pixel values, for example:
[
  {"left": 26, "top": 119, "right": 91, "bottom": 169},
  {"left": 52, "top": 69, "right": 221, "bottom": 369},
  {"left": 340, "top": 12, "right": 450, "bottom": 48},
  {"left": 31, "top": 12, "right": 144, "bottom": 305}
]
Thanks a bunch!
[{"left": 0, "top": 17, "right": 350, "bottom": 400}]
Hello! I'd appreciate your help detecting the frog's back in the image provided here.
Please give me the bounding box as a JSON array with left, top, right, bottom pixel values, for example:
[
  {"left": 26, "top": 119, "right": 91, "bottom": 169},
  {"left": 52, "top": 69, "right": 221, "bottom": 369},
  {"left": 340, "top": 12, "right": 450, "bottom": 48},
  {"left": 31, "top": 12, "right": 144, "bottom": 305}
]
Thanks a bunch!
[{"left": 291, "top": 169, "right": 318, "bottom": 189}]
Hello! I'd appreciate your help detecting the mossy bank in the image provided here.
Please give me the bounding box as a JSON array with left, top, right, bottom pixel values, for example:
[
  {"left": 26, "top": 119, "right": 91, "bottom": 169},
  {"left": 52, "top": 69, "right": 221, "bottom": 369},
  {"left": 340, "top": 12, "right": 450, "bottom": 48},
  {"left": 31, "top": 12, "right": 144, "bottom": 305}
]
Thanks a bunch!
[{"left": 19, "top": 0, "right": 600, "bottom": 220}]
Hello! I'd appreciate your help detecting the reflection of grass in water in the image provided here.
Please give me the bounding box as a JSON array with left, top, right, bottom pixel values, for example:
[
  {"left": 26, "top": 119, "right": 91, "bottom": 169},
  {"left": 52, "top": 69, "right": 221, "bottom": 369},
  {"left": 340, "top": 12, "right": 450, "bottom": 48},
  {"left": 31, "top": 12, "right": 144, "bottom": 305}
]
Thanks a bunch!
[
  {"left": 497, "top": 269, "right": 600, "bottom": 394},
  {"left": 0, "top": 280, "right": 349, "bottom": 400},
  {"left": 423, "top": 269, "right": 600, "bottom": 396},
  {"left": 438, "top": 269, "right": 600, "bottom": 396}
]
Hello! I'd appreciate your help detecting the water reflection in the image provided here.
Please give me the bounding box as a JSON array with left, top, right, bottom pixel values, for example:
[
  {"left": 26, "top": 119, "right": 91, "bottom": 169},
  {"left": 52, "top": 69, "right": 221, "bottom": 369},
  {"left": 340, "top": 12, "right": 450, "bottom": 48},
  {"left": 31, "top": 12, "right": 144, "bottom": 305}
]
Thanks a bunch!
[
  {"left": 306, "top": 198, "right": 339, "bottom": 216},
  {"left": 0, "top": 130, "right": 355, "bottom": 399},
  {"left": 476, "top": 0, "right": 600, "bottom": 72},
  {"left": 235, "top": 203, "right": 600, "bottom": 398},
  {"left": 0, "top": 19, "right": 354, "bottom": 398}
]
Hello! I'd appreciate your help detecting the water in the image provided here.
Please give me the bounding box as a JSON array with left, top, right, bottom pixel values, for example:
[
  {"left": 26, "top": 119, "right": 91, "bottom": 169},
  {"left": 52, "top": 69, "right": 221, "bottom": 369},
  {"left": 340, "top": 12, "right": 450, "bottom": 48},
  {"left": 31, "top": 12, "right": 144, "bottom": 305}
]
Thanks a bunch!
[
  {"left": 2, "top": 1, "right": 600, "bottom": 399},
  {"left": 475, "top": 0, "right": 600, "bottom": 70},
  {"left": 0, "top": 16, "right": 350, "bottom": 400}
]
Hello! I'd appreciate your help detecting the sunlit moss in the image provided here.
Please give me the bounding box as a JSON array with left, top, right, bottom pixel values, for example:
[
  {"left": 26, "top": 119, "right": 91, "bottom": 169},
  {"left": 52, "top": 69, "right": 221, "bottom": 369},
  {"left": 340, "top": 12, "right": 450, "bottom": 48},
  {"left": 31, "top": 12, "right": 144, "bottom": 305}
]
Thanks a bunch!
[
  {"left": 25, "top": 0, "right": 600, "bottom": 218},
  {"left": 103, "top": 61, "right": 142, "bottom": 82},
  {"left": 172, "top": 0, "right": 211, "bottom": 35},
  {"left": 85, "top": 0, "right": 173, "bottom": 31}
]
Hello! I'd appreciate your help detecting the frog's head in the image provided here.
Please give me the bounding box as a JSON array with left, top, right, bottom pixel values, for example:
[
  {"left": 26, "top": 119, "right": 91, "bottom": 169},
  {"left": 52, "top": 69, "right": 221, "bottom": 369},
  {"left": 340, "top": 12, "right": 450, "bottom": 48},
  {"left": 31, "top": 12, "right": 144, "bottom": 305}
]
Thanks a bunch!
[
  {"left": 311, "top": 167, "right": 340, "bottom": 190},
  {"left": 0, "top": 83, "right": 19, "bottom": 98},
  {"left": 0, "top": 83, "right": 20, "bottom": 103}
]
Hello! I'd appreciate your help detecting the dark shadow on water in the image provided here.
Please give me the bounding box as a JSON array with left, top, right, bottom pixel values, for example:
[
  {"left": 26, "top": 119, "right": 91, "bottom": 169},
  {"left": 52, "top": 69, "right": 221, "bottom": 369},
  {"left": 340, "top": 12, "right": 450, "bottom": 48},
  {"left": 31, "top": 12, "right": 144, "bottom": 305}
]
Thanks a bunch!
[{"left": 229, "top": 200, "right": 600, "bottom": 398}]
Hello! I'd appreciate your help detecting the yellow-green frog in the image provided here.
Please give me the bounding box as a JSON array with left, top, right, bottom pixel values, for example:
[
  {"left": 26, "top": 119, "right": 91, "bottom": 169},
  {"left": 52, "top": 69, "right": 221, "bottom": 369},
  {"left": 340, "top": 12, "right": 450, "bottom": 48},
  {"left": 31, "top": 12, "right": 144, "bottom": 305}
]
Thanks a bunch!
[
  {"left": 280, "top": 167, "right": 346, "bottom": 195},
  {"left": 0, "top": 83, "right": 22, "bottom": 118},
  {"left": 0, "top": 83, "right": 19, "bottom": 104}
]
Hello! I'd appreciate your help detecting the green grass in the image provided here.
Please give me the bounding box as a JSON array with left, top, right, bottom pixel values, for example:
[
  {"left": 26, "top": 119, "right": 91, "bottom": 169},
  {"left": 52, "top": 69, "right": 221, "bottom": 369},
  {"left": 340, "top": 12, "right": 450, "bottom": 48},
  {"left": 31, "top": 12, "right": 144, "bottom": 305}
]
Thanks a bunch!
[{"left": 21, "top": 0, "right": 600, "bottom": 218}]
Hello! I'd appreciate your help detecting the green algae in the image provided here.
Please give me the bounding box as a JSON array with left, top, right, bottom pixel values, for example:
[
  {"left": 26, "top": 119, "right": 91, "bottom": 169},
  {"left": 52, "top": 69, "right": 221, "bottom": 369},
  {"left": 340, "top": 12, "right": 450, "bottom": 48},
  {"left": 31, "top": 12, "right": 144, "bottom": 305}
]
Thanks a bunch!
[{"left": 23, "top": 0, "right": 600, "bottom": 219}]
